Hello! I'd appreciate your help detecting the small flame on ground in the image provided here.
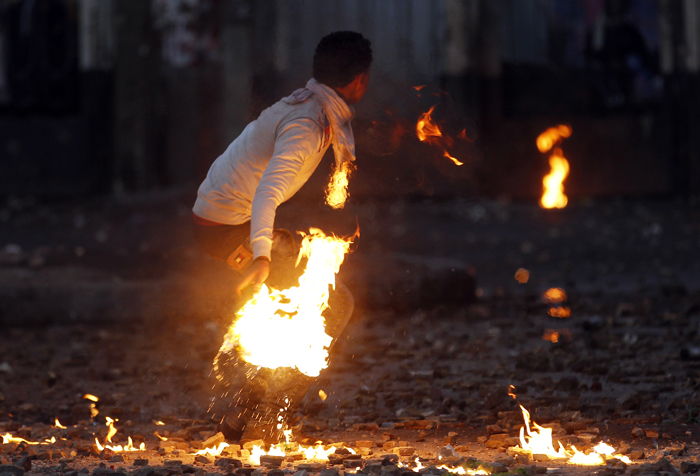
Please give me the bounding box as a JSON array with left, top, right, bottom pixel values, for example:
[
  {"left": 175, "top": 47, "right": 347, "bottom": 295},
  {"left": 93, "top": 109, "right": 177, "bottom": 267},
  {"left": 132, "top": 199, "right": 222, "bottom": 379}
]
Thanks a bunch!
[
  {"left": 2, "top": 433, "right": 40, "bottom": 445},
  {"left": 318, "top": 389, "right": 328, "bottom": 401},
  {"left": 94, "top": 416, "right": 145, "bottom": 452},
  {"left": 54, "top": 418, "right": 67, "bottom": 429},
  {"left": 193, "top": 442, "right": 230, "bottom": 457},
  {"left": 154, "top": 420, "right": 165, "bottom": 426},
  {"left": 516, "top": 401, "right": 631, "bottom": 466},
  {"left": 154, "top": 431, "right": 168, "bottom": 441}
]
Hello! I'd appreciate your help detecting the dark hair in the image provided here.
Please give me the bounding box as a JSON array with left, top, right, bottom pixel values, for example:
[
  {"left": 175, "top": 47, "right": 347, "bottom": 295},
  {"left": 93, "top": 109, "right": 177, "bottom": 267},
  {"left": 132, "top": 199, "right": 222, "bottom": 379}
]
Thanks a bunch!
[{"left": 313, "top": 31, "right": 373, "bottom": 88}]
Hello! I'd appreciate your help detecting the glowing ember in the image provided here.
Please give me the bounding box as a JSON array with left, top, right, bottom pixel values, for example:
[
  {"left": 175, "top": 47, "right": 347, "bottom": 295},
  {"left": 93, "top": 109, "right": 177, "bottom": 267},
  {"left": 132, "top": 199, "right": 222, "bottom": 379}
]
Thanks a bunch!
[
  {"left": 326, "top": 161, "right": 354, "bottom": 209},
  {"left": 54, "top": 418, "right": 67, "bottom": 429},
  {"left": 542, "top": 329, "right": 560, "bottom": 343},
  {"left": 543, "top": 287, "right": 567, "bottom": 303},
  {"left": 193, "top": 442, "right": 230, "bottom": 457},
  {"left": 154, "top": 432, "right": 168, "bottom": 441},
  {"left": 548, "top": 307, "right": 571, "bottom": 318},
  {"left": 216, "top": 228, "right": 354, "bottom": 378},
  {"left": 154, "top": 420, "right": 165, "bottom": 426},
  {"left": 318, "top": 389, "right": 328, "bottom": 401},
  {"left": 537, "top": 125, "right": 572, "bottom": 153}
]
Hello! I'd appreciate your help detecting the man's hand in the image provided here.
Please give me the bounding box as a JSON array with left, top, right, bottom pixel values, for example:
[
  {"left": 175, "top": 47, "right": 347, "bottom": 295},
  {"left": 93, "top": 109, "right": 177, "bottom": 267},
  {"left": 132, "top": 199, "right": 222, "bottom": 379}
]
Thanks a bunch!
[{"left": 235, "top": 257, "right": 270, "bottom": 297}]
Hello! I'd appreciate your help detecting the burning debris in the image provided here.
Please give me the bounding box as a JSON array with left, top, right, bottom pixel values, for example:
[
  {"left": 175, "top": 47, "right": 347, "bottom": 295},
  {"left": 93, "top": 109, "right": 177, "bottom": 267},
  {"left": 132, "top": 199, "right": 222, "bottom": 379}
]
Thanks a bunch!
[{"left": 416, "top": 105, "right": 465, "bottom": 166}]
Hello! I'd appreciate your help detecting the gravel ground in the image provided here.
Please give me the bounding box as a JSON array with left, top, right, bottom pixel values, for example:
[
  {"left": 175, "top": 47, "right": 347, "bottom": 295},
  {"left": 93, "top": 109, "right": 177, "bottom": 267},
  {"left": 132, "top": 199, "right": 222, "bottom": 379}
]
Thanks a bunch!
[{"left": 2, "top": 193, "right": 700, "bottom": 476}]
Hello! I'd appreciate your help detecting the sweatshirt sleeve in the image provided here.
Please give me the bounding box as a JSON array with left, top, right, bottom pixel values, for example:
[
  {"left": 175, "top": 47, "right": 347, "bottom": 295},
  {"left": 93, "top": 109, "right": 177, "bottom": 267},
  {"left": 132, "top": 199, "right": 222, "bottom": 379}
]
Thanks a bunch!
[{"left": 250, "top": 118, "right": 322, "bottom": 260}]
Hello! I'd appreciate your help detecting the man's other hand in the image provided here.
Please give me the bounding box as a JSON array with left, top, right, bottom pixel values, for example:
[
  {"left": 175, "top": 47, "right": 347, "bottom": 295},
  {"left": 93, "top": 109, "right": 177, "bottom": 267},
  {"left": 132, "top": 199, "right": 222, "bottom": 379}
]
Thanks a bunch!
[{"left": 235, "top": 258, "right": 270, "bottom": 297}]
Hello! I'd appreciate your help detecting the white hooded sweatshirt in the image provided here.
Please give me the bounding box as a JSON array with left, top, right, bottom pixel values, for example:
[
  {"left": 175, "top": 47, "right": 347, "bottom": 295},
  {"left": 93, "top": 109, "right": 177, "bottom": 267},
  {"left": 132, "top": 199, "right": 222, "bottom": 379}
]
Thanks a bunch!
[{"left": 193, "top": 83, "right": 342, "bottom": 260}]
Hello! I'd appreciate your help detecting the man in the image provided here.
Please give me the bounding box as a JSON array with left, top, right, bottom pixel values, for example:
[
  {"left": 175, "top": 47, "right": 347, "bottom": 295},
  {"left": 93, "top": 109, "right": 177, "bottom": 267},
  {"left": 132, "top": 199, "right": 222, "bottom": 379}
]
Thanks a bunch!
[{"left": 192, "top": 31, "right": 372, "bottom": 442}]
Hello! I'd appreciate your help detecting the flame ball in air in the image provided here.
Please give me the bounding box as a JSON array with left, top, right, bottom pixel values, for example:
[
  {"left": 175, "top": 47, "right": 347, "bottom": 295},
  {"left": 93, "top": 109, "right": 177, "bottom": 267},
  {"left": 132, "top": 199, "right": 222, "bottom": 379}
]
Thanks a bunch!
[
  {"left": 416, "top": 105, "right": 442, "bottom": 143},
  {"left": 216, "top": 228, "right": 354, "bottom": 378},
  {"left": 537, "top": 125, "right": 572, "bottom": 153}
]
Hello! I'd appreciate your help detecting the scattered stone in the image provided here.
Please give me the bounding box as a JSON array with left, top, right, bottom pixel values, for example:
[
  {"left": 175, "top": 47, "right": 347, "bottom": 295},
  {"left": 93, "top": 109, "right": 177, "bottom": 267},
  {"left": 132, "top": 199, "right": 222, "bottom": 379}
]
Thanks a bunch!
[
  {"left": 494, "top": 455, "right": 515, "bottom": 467},
  {"left": 110, "top": 455, "right": 124, "bottom": 463},
  {"left": 380, "top": 454, "right": 399, "bottom": 464},
  {"left": 485, "top": 433, "right": 510, "bottom": 449},
  {"left": 628, "top": 449, "right": 645, "bottom": 460},
  {"left": 320, "top": 469, "right": 339, "bottom": 476},
  {"left": 235, "top": 469, "right": 256, "bottom": 476},
  {"left": 133, "top": 459, "right": 149, "bottom": 467},
  {"left": 215, "top": 458, "right": 242, "bottom": 468},
  {"left": 353, "top": 423, "right": 379, "bottom": 432},
  {"left": 201, "top": 433, "right": 225, "bottom": 450},
  {"left": 665, "top": 446, "right": 685, "bottom": 457},
  {"left": 259, "top": 455, "right": 283, "bottom": 468},
  {"left": 486, "top": 425, "right": 502, "bottom": 435},
  {"left": 296, "top": 463, "right": 324, "bottom": 472},
  {"left": 92, "top": 468, "right": 115, "bottom": 476},
  {"left": 680, "top": 462, "right": 700, "bottom": 474},
  {"left": 533, "top": 454, "right": 550, "bottom": 462},
  {"left": 644, "top": 429, "right": 659, "bottom": 438},
  {"left": 393, "top": 447, "right": 415, "bottom": 457},
  {"left": 242, "top": 440, "right": 264, "bottom": 450},
  {"left": 293, "top": 471, "right": 308, "bottom": 476},
  {"left": 251, "top": 469, "right": 264, "bottom": 476},
  {"left": 15, "top": 456, "right": 32, "bottom": 472},
  {"left": 343, "top": 460, "right": 363, "bottom": 469},
  {"left": 194, "top": 456, "right": 211, "bottom": 465},
  {"left": 267, "top": 470, "right": 284, "bottom": 476},
  {"left": 437, "top": 445, "right": 459, "bottom": 463},
  {"left": 164, "top": 460, "right": 183, "bottom": 466},
  {"left": 0, "top": 465, "right": 24, "bottom": 476},
  {"left": 631, "top": 428, "right": 646, "bottom": 438},
  {"left": 356, "top": 441, "right": 374, "bottom": 448}
]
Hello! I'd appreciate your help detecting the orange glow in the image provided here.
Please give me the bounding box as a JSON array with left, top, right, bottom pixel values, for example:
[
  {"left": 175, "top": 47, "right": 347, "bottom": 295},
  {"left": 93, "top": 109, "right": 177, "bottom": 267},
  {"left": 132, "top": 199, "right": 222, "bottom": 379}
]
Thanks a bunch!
[
  {"left": 548, "top": 306, "right": 571, "bottom": 318},
  {"left": 537, "top": 125, "right": 572, "bottom": 153},
  {"left": 416, "top": 105, "right": 464, "bottom": 166},
  {"left": 543, "top": 330, "right": 560, "bottom": 343},
  {"left": 83, "top": 394, "right": 99, "bottom": 402},
  {"left": 540, "top": 149, "right": 569, "bottom": 209},
  {"left": 154, "top": 432, "right": 168, "bottom": 441},
  {"left": 2, "top": 433, "right": 40, "bottom": 445},
  {"left": 318, "top": 389, "right": 328, "bottom": 401},
  {"left": 54, "top": 418, "right": 67, "bottom": 429},
  {"left": 413, "top": 85, "right": 426, "bottom": 91},
  {"left": 508, "top": 385, "right": 517, "bottom": 399},
  {"left": 544, "top": 287, "right": 567, "bottom": 303},
  {"left": 84, "top": 394, "right": 99, "bottom": 418},
  {"left": 216, "top": 229, "right": 354, "bottom": 378}
]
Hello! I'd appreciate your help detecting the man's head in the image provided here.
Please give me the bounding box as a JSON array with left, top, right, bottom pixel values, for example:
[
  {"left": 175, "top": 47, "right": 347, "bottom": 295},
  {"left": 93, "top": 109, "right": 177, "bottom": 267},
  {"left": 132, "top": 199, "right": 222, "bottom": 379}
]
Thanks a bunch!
[{"left": 313, "top": 31, "right": 372, "bottom": 104}]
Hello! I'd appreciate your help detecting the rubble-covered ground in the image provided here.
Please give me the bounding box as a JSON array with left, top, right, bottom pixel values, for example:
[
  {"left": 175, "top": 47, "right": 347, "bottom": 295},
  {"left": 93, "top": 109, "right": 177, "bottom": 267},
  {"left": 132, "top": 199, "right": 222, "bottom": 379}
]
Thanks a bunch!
[{"left": 2, "top": 192, "right": 700, "bottom": 476}]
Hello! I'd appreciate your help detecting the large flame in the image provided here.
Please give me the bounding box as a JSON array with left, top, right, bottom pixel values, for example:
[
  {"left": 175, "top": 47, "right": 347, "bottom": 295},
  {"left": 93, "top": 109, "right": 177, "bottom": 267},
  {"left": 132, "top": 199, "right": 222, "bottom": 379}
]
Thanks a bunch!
[
  {"left": 540, "top": 149, "right": 570, "bottom": 209},
  {"left": 217, "top": 228, "right": 353, "bottom": 377}
]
